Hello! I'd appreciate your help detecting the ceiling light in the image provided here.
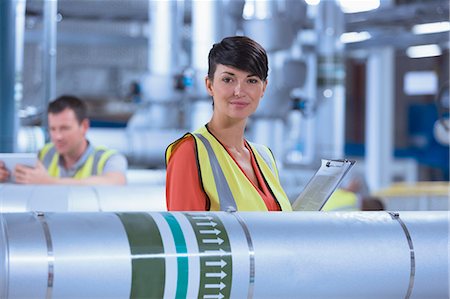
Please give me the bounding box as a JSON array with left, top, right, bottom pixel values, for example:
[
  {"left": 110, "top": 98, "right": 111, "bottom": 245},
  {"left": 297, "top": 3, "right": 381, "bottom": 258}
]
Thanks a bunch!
[
  {"left": 338, "top": 0, "right": 380, "bottom": 13},
  {"left": 406, "top": 44, "right": 442, "bottom": 58},
  {"left": 305, "top": 0, "right": 320, "bottom": 5},
  {"left": 340, "top": 31, "right": 371, "bottom": 43},
  {"left": 412, "top": 21, "right": 450, "bottom": 35}
]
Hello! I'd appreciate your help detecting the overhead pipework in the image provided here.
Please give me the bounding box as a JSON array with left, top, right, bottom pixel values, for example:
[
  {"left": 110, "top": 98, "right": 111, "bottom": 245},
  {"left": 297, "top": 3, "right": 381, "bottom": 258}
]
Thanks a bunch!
[
  {"left": 0, "top": 211, "right": 448, "bottom": 298},
  {"left": 127, "top": 0, "right": 184, "bottom": 131},
  {"left": 242, "top": 0, "right": 308, "bottom": 163}
]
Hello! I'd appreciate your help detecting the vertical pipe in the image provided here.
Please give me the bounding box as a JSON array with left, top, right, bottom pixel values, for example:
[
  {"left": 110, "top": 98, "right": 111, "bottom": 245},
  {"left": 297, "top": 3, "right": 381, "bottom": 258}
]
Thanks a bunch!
[
  {"left": 15, "top": 0, "right": 26, "bottom": 142},
  {"left": 148, "top": 0, "right": 180, "bottom": 76},
  {"left": 191, "top": 0, "right": 222, "bottom": 76},
  {"left": 189, "top": 0, "right": 224, "bottom": 130},
  {"left": 0, "top": 0, "right": 18, "bottom": 152},
  {"left": 365, "top": 48, "right": 394, "bottom": 192},
  {"left": 41, "top": 0, "right": 58, "bottom": 127},
  {"left": 315, "top": 0, "right": 346, "bottom": 159}
]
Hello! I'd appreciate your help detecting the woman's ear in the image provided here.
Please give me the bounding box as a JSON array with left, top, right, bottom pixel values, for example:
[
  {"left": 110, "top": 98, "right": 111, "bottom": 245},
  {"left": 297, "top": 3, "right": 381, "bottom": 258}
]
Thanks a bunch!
[
  {"left": 261, "top": 79, "right": 268, "bottom": 97},
  {"left": 205, "top": 76, "right": 214, "bottom": 96}
]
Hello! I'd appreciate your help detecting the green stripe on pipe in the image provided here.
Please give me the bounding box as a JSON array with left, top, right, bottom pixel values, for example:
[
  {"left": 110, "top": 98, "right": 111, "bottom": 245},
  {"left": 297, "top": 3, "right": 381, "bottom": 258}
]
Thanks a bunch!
[
  {"left": 185, "top": 213, "right": 232, "bottom": 299},
  {"left": 161, "top": 212, "right": 189, "bottom": 299},
  {"left": 117, "top": 213, "right": 165, "bottom": 299}
]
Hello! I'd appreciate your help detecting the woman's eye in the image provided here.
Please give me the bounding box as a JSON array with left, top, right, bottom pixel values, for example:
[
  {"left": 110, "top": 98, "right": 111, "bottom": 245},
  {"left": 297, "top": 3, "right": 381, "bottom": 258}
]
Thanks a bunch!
[
  {"left": 248, "top": 78, "right": 258, "bottom": 84},
  {"left": 222, "top": 77, "right": 232, "bottom": 83}
]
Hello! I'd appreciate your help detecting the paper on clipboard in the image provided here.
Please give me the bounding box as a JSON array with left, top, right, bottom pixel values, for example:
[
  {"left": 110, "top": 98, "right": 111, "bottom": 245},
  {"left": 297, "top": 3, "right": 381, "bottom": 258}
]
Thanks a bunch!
[{"left": 291, "top": 159, "right": 356, "bottom": 211}]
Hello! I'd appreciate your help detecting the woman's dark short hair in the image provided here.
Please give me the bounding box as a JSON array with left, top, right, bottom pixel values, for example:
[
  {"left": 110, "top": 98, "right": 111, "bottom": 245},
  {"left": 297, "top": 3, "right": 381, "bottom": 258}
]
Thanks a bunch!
[
  {"left": 208, "top": 36, "right": 269, "bottom": 81},
  {"left": 47, "top": 95, "right": 87, "bottom": 124}
]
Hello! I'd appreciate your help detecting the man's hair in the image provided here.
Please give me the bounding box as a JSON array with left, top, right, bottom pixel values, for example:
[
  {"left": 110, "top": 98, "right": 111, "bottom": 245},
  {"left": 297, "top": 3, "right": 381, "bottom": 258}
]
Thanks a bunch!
[
  {"left": 47, "top": 95, "right": 87, "bottom": 124},
  {"left": 208, "top": 36, "right": 269, "bottom": 81}
]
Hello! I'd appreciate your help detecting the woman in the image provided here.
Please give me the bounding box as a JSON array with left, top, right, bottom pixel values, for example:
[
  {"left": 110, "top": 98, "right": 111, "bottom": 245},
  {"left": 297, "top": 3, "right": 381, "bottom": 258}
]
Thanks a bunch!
[{"left": 166, "top": 36, "right": 292, "bottom": 212}]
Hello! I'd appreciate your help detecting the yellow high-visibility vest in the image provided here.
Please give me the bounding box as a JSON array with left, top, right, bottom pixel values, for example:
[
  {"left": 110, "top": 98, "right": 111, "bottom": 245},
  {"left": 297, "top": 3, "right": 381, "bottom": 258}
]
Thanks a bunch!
[
  {"left": 322, "top": 189, "right": 358, "bottom": 211},
  {"left": 166, "top": 126, "right": 292, "bottom": 211},
  {"left": 39, "top": 143, "right": 116, "bottom": 179}
]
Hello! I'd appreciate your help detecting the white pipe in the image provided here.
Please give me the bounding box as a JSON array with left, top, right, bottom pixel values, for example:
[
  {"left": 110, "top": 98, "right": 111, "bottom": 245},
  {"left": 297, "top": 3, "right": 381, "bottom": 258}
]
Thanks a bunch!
[
  {"left": 0, "top": 211, "right": 447, "bottom": 298},
  {"left": 148, "top": 0, "right": 180, "bottom": 76},
  {"left": 365, "top": 48, "right": 395, "bottom": 192},
  {"left": 0, "top": 185, "right": 166, "bottom": 212},
  {"left": 41, "top": 0, "right": 57, "bottom": 127}
]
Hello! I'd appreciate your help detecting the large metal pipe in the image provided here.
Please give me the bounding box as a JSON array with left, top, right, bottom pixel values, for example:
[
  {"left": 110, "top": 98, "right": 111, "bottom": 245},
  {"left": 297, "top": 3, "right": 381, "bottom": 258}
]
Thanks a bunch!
[
  {"left": 0, "top": 185, "right": 166, "bottom": 212},
  {"left": 0, "top": 211, "right": 448, "bottom": 298}
]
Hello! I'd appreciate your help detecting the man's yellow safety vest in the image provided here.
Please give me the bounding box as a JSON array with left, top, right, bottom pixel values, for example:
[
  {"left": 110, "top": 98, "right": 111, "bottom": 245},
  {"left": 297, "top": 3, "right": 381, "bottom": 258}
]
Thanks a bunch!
[
  {"left": 322, "top": 189, "right": 358, "bottom": 211},
  {"left": 39, "top": 143, "right": 116, "bottom": 179},
  {"left": 166, "top": 126, "right": 292, "bottom": 211}
]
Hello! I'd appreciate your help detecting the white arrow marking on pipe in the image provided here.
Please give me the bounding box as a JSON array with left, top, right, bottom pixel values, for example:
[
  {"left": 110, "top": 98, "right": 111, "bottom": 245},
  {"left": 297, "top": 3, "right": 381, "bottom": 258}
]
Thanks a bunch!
[
  {"left": 190, "top": 215, "right": 213, "bottom": 220},
  {"left": 205, "top": 260, "right": 227, "bottom": 268},
  {"left": 203, "top": 293, "right": 224, "bottom": 299},
  {"left": 196, "top": 221, "right": 218, "bottom": 227},
  {"left": 205, "top": 282, "right": 226, "bottom": 290},
  {"left": 199, "top": 228, "right": 221, "bottom": 235},
  {"left": 202, "top": 237, "right": 224, "bottom": 245},
  {"left": 203, "top": 248, "right": 228, "bottom": 256},
  {"left": 205, "top": 271, "right": 227, "bottom": 279}
]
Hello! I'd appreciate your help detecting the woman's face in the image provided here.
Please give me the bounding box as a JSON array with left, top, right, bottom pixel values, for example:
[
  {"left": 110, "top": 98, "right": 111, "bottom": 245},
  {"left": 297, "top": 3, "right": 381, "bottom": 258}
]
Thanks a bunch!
[{"left": 205, "top": 64, "right": 267, "bottom": 121}]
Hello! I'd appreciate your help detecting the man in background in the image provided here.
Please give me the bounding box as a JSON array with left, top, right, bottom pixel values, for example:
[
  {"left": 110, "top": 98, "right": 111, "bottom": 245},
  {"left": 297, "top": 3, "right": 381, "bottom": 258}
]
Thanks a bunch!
[{"left": 0, "top": 95, "right": 127, "bottom": 185}]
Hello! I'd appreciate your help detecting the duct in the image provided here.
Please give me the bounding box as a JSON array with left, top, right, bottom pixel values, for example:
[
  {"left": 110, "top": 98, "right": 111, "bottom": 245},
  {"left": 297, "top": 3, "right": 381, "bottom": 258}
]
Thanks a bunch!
[
  {"left": 242, "top": 0, "right": 295, "bottom": 52},
  {"left": 17, "top": 125, "right": 46, "bottom": 153},
  {"left": 86, "top": 127, "right": 184, "bottom": 167},
  {"left": 0, "top": 185, "right": 166, "bottom": 212},
  {"left": 0, "top": 211, "right": 448, "bottom": 298}
]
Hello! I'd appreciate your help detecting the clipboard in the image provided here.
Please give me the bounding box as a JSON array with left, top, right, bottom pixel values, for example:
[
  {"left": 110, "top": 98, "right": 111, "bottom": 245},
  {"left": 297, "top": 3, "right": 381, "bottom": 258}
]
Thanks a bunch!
[{"left": 291, "top": 159, "right": 356, "bottom": 211}]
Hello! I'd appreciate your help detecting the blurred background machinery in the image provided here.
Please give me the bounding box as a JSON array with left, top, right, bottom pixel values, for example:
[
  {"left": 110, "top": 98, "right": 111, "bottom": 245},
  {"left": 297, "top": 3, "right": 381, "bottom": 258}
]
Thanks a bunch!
[{"left": 1, "top": 0, "right": 449, "bottom": 207}]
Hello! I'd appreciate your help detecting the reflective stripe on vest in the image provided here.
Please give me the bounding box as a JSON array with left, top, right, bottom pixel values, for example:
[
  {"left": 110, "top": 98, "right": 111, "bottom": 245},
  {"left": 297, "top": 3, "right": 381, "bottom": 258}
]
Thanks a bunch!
[
  {"left": 248, "top": 142, "right": 277, "bottom": 176},
  {"left": 166, "top": 126, "right": 292, "bottom": 211},
  {"left": 39, "top": 143, "right": 116, "bottom": 178},
  {"left": 194, "top": 133, "right": 238, "bottom": 211}
]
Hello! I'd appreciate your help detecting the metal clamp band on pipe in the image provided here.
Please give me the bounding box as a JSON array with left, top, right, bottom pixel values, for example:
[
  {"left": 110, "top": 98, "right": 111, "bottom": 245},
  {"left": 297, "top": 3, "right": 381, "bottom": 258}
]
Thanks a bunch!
[
  {"left": 231, "top": 211, "right": 255, "bottom": 299},
  {"left": 35, "top": 212, "right": 55, "bottom": 299},
  {"left": 389, "top": 212, "right": 416, "bottom": 299},
  {"left": 0, "top": 211, "right": 448, "bottom": 299}
]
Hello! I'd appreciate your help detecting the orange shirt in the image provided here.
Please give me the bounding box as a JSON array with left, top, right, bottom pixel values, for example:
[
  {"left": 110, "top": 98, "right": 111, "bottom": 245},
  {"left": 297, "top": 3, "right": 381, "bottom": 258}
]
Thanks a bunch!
[{"left": 166, "top": 136, "right": 281, "bottom": 211}]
